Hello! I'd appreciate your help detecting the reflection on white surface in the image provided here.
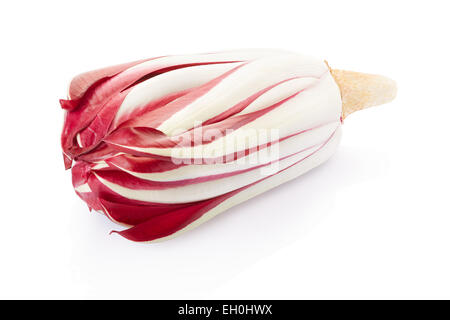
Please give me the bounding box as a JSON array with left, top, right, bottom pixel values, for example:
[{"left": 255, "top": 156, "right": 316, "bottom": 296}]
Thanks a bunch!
[{"left": 68, "top": 145, "right": 388, "bottom": 299}]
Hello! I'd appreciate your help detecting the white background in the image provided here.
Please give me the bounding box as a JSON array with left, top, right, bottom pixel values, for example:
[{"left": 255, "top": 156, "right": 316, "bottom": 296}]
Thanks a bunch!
[{"left": 1, "top": 0, "right": 449, "bottom": 299}]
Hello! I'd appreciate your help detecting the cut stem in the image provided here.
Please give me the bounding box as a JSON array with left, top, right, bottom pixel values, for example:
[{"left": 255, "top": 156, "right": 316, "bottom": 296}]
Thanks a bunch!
[{"left": 328, "top": 66, "right": 397, "bottom": 119}]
